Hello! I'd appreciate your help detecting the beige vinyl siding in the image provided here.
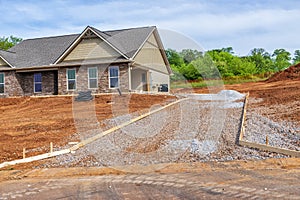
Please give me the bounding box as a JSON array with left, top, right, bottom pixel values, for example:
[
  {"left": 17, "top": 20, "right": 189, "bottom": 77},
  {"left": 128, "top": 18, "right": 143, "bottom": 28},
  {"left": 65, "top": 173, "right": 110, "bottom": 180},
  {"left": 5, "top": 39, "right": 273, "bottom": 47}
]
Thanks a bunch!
[
  {"left": 63, "top": 38, "right": 121, "bottom": 61},
  {"left": 134, "top": 33, "right": 168, "bottom": 74},
  {"left": 0, "top": 57, "right": 9, "bottom": 67},
  {"left": 149, "top": 70, "right": 170, "bottom": 92}
]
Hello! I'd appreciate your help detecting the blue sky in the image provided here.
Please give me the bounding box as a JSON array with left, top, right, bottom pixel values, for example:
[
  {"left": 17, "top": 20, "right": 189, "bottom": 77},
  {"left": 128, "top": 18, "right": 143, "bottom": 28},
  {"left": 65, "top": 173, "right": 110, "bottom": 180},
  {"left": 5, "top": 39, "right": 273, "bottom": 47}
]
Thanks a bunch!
[{"left": 1, "top": 0, "right": 300, "bottom": 56}]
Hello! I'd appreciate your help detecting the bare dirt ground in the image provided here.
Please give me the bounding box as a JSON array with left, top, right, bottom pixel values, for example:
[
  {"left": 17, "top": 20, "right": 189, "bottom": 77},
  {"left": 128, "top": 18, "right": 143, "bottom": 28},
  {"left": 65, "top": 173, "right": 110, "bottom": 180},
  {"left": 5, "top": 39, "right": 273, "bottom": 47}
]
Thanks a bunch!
[
  {"left": 0, "top": 78, "right": 298, "bottom": 170},
  {"left": 0, "top": 72, "right": 299, "bottom": 199},
  {"left": 177, "top": 79, "right": 300, "bottom": 125},
  {"left": 0, "top": 158, "right": 299, "bottom": 199},
  {"left": 0, "top": 64, "right": 299, "bottom": 170},
  {"left": 0, "top": 94, "right": 176, "bottom": 163}
]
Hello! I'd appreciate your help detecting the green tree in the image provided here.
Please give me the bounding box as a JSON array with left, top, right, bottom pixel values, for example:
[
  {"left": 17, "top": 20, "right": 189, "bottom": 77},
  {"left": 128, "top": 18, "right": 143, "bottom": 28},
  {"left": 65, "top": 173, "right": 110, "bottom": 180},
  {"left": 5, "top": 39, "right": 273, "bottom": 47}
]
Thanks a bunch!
[
  {"left": 221, "top": 47, "right": 234, "bottom": 54},
  {"left": 0, "top": 36, "right": 22, "bottom": 50},
  {"left": 165, "top": 49, "right": 185, "bottom": 67},
  {"left": 207, "top": 49, "right": 236, "bottom": 77},
  {"left": 179, "top": 49, "right": 203, "bottom": 64},
  {"left": 248, "top": 48, "right": 273, "bottom": 73},
  {"left": 192, "top": 53, "right": 219, "bottom": 79},
  {"left": 166, "top": 49, "right": 186, "bottom": 81},
  {"left": 272, "top": 49, "right": 291, "bottom": 71},
  {"left": 293, "top": 50, "right": 300, "bottom": 64}
]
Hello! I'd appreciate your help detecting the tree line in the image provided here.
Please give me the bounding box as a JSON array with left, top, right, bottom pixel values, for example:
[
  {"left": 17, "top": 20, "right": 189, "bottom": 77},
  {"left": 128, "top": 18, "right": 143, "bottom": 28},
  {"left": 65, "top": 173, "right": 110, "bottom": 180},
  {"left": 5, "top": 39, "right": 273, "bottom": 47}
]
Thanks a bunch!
[
  {"left": 167, "top": 47, "right": 300, "bottom": 81},
  {"left": 1, "top": 35, "right": 299, "bottom": 81}
]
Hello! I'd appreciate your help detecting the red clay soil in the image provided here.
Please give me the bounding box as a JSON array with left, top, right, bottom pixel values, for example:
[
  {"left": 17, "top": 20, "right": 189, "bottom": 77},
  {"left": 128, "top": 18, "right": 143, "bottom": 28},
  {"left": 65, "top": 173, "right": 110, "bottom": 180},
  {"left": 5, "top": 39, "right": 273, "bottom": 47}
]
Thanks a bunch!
[
  {"left": 188, "top": 79, "right": 300, "bottom": 124},
  {"left": 1, "top": 76, "right": 300, "bottom": 167},
  {"left": 267, "top": 63, "right": 300, "bottom": 82},
  {"left": 0, "top": 94, "right": 176, "bottom": 163}
]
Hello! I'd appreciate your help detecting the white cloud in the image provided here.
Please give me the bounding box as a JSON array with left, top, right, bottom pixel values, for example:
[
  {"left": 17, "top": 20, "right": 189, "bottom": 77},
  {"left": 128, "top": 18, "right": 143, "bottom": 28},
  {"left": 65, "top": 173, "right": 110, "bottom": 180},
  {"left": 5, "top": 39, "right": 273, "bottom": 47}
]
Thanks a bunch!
[{"left": 0, "top": 0, "right": 300, "bottom": 55}]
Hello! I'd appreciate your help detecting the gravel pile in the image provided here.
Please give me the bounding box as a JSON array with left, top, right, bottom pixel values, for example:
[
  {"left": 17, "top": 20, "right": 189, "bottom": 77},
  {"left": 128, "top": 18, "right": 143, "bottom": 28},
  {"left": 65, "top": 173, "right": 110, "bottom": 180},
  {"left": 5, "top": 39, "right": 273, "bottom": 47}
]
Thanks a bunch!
[
  {"left": 245, "top": 112, "right": 300, "bottom": 151},
  {"left": 37, "top": 91, "right": 297, "bottom": 169},
  {"left": 187, "top": 90, "right": 245, "bottom": 101}
]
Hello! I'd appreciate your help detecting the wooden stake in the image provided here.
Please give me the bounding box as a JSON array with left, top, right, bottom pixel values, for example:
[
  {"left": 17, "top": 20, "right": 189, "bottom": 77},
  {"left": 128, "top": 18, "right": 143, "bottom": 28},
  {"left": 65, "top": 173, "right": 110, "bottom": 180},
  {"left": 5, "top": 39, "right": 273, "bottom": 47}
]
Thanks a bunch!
[
  {"left": 266, "top": 135, "right": 269, "bottom": 145},
  {"left": 23, "top": 148, "right": 26, "bottom": 159},
  {"left": 50, "top": 142, "right": 53, "bottom": 153}
]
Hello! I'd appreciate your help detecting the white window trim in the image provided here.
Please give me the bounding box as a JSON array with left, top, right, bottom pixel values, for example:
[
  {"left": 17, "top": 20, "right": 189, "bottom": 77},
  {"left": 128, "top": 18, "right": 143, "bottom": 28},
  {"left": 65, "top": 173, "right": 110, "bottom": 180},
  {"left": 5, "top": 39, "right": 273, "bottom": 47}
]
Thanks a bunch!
[
  {"left": 108, "top": 66, "right": 119, "bottom": 89},
  {"left": 0, "top": 73, "right": 4, "bottom": 94},
  {"left": 88, "top": 67, "right": 98, "bottom": 89},
  {"left": 34, "top": 73, "right": 42, "bottom": 93},
  {"left": 67, "top": 68, "right": 76, "bottom": 91}
]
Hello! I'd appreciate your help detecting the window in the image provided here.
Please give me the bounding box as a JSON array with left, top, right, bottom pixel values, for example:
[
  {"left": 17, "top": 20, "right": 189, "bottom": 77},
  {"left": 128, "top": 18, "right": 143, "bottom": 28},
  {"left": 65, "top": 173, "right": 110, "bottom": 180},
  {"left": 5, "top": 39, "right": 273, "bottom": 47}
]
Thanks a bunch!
[
  {"left": 34, "top": 73, "right": 42, "bottom": 93},
  {"left": 0, "top": 73, "right": 4, "bottom": 94},
  {"left": 67, "top": 69, "right": 76, "bottom": 90},
  {"left": 88, "top": 67, "right": 98, "bottom": 89},
  {"left": 109, "top": 66, "right": 119, "bottom": 88}
]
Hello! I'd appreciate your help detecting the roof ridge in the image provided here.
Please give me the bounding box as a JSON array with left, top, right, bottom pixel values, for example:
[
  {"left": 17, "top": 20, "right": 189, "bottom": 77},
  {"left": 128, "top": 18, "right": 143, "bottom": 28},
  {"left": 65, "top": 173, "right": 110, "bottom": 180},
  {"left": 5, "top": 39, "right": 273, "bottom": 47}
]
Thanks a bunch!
[
  {"left": 103, "top": 26, "right": 156, "bottom": 33},
  {"left": 23, "top": 33, "right": 79, "bottom": 41},
  {"left": 16, "top": 26, "right": 156, "bottom": 41}
]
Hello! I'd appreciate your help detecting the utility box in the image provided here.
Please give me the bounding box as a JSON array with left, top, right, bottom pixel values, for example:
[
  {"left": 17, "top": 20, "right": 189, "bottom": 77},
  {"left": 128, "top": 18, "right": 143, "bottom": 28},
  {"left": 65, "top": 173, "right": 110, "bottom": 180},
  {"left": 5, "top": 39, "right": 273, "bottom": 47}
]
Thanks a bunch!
[{"left": 159, "top": 84, "right": 168, "bottom": 92}]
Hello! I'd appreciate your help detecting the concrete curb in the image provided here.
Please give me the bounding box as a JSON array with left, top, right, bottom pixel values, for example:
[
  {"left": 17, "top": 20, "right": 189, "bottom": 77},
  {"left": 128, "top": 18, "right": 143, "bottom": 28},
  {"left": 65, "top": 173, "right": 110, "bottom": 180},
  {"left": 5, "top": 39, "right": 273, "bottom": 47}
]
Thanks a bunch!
[{"left": 0, "top": 98, "right": 188, "bottom": 169}]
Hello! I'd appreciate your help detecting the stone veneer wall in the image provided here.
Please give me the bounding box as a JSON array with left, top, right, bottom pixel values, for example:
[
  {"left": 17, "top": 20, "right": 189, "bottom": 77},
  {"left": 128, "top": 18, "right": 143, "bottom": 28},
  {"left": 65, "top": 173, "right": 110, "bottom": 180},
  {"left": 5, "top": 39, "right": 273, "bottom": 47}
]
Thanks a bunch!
[
  {"left": 18, "top": 71, "right": 56, "bottom": 96},
  {"left": 1, "top": 71, "right": 56, "bottom": 97},
  {"left": 0, "top": 63, "right": 129, "bottom": 97},
  {"left": 58, "top": 63, "right": 129, "bottom": 95},
  {"left": 3, "top": 71, "right": 23, "bottom": 97}
]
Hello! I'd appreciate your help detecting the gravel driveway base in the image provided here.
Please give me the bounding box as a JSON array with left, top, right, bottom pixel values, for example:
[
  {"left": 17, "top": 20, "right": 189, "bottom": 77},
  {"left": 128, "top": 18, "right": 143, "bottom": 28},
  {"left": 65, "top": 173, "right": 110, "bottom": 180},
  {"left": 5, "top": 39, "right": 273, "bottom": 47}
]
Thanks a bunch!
[{"left": 37, "top": 93, "right": 298, "bottom": 169}]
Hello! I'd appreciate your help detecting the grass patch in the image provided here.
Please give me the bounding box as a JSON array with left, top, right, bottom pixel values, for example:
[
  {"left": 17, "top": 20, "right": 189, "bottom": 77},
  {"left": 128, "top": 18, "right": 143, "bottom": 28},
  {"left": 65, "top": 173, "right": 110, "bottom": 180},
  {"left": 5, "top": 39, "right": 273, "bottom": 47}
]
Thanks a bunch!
[{"left": 171, "top": 76, "right": 268, "bottom": 89}]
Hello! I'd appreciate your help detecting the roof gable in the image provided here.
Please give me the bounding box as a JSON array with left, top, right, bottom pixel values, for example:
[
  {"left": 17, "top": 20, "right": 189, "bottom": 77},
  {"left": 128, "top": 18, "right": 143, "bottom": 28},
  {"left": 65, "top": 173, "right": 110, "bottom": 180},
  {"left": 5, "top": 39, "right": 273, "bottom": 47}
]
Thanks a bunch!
[
  {"left": 133, "top": 30, "right": 172, "bottom": 74},
  {"left": 59, "top": 29, "right": 125, "bottom": 63},
  {"left": 92, "top": 26, "right": 155, "bottom": 59},
  {"left": 55, "top": 26, "right": 128, "bottom": 64}
]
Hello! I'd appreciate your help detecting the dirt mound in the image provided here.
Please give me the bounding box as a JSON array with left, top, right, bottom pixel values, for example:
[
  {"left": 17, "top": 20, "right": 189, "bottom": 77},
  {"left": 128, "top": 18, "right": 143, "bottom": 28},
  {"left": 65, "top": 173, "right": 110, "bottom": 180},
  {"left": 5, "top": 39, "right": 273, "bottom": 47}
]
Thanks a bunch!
[{"left": 267, "top": 63, "right": 300, "bottom": 82}]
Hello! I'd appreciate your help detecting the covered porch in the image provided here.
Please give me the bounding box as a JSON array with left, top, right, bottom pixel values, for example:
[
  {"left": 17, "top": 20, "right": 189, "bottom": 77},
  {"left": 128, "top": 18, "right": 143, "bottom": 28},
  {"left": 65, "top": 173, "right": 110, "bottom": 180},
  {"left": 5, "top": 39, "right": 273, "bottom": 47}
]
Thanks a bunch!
[{"left": 130, "top": 66, "right": 150, "bottom": 92}]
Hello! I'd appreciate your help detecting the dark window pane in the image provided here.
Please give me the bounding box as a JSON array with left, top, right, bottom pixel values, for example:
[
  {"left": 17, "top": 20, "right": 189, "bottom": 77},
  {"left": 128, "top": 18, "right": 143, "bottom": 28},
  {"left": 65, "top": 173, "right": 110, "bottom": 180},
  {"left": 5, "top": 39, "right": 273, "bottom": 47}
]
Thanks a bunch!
[
  {"left": 110, "top": 77, "right": 119, "bottom": 88},
  {"left": 34, "top": 73, "right": 42, "bottom": 82},
  {"left": 68, "top": 69, "right": 76, "bottom": 79},
  {"left": 35, "top": 83, "right": 42, "bottom": 92},
  {"left": 0, "top": 74, "right": 4, "bottom": 83},
  {"left": 89, "top": 68, "right": 97, "bottom": 78},
  {"left": 68, "top": 80, "right": 76, "bottom": 90},
  {"left": 0, "top": 84, "right": 4, "bottom": 93},
  {"left": 109, "top": 67, "right": 119, "bottom": 77},
  {"left": 89, "top": 79, "right": 97, "bottom": 88}
]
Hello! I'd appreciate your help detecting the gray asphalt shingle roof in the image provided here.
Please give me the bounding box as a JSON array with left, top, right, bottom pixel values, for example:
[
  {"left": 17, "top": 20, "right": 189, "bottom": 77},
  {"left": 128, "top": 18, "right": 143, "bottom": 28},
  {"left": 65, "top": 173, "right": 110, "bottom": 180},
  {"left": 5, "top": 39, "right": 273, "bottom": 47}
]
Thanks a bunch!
[
  {"left": 91, "top": 26, "right": 155, "bottom": 58},
  {"left": 7, "top": 34, "right": 79, "bottom": 68},
  {"left": 0, "top": 26, "right": 156, "bottom": 69}
]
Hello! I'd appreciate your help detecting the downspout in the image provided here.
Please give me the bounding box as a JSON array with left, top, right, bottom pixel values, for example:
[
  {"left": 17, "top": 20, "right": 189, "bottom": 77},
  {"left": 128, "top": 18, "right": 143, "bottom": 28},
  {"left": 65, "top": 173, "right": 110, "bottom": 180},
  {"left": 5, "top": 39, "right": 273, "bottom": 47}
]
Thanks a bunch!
[{"left": 128, "top": 63, "right": 131, "bottom": 91}]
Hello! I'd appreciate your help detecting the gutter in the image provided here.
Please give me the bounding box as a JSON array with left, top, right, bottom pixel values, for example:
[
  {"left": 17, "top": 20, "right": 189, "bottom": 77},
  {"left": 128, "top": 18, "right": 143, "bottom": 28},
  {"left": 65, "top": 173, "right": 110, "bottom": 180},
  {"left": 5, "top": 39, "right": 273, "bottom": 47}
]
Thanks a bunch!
[{"left": 0, "top": 60, "right": 133, "bottom": 72}]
